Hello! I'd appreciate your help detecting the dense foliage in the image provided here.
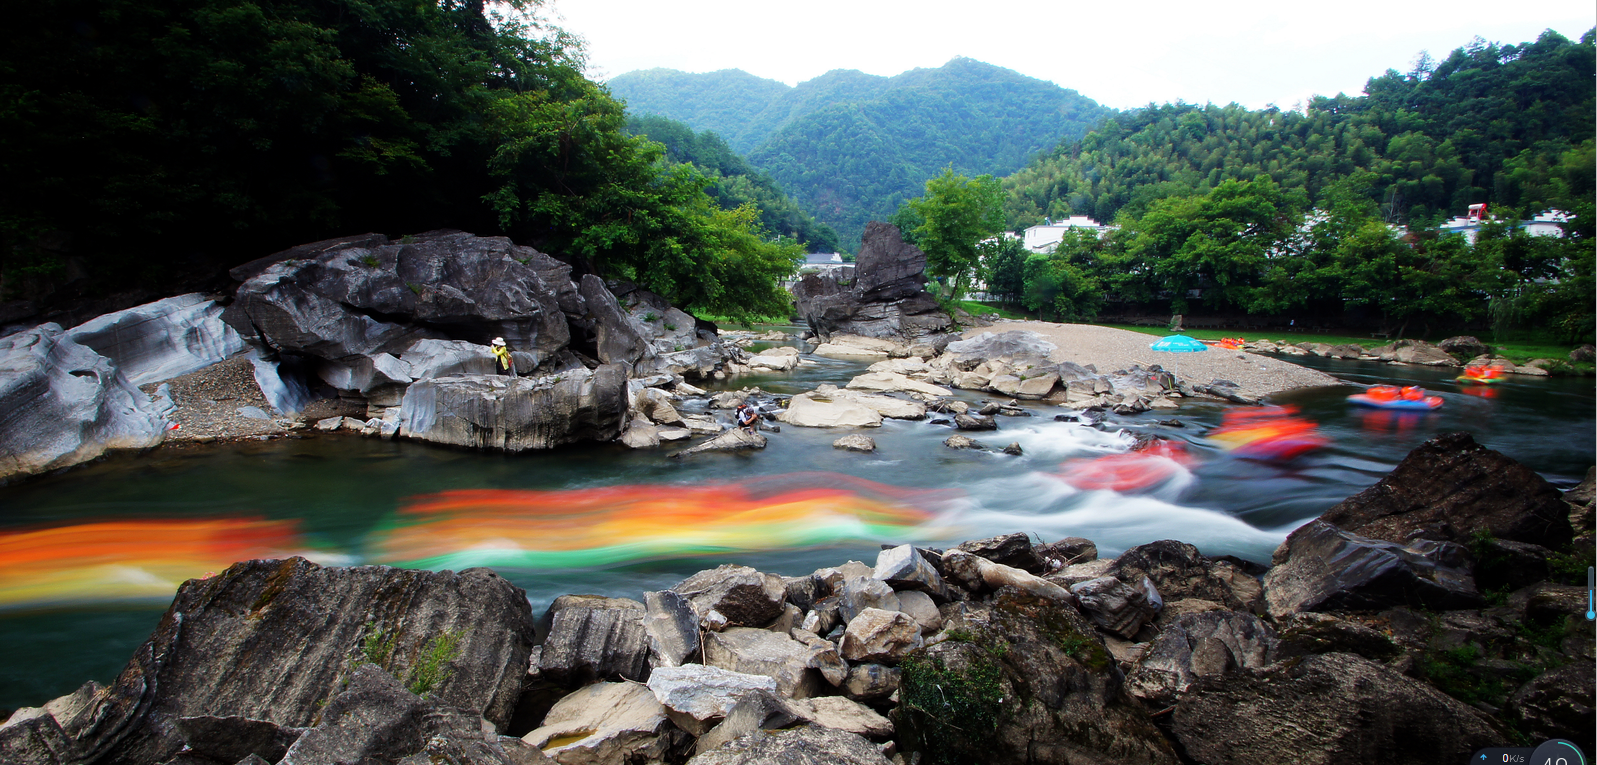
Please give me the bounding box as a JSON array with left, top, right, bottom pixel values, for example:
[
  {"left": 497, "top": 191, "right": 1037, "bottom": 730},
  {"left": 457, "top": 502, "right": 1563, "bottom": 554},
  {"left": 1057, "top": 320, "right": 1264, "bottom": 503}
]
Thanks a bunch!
[
  {"left": 1002, "top": 31, "right": 1595, "bottom": 230},
  {"left": 1, "top": 0, "right": 795, "bottom": 317},
  {"left": 988, "top": 177, "right": 1594, "bottom": 341},
  {"left": 892, "top": 169, "right": 1004, "bottom": 300},
  {"left": 623, "top": 114, "right": 839, "bottom": 253},
  {"left": 610, "top": 58, "right": 1113, "bottom": 250}
]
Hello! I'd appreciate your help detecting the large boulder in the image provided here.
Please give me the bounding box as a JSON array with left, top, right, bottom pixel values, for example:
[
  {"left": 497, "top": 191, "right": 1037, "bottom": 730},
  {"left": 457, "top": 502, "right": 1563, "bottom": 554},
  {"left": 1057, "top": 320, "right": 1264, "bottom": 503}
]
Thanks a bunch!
[
  {"left": 1263, "top": 520, "right": 1482, "bottom": 618},
  {"left": 1319, "top": 432, "right": 1574, "bottom": 549},
  {"left": 646, "top": 665, "right": 779, "bottom": 736},
  {"left": 0, "top": 324, "right": 166, "bottom": 485},
  {"left": 839, "top": 608, "right": 923, "bottom": 664},
  {"left": 686, "top": 724, "right": 891, "bottom": 765},
  {"left": 703, "top": 628, "right": 825, "bottom": 699},
  {"left": 893, "top": 589, "right": 1177, "bottom": 765},
  {"left": 671, "top": 565, "right": 787, "bottom": 628},
  {"left": 1107, "top": 540, "right": 1264, "bottom": 614},
  {"left": 398, "top": 365, "right": 628, "bottom": 451},
  {"left": 670, "top": 427, "right": 766, "bottom": 457},
  {"left": 1125, "top": 610, "right": 1280, "bottom": 707},
  {"left": 64, "top": 293, "right": 247, "bottom": 386},
  {"left": 279, "top": 664, "right": 547, "bottom": 765},
  {"left": 943, "top": 331, "right": 1058, "bottom": 369},
  {"left": 576, "top": 274, "right": 654, "bottom": 371},
  {"left": 1505, "top": 662, "right": 1595, "bottom": 745},
  {"left": 522, "top": 681, "right": 680, "bottom": 765},
  {"left": 1171, "top": 652, "right": 1501, "bottom": 765},
  {"left": 791, "top": 222, "right": 952, "bottom": 344},
  {"left": 778, "top": 390, "right": 883, "bottom": 428},
  {"left": 226, "top": 231, "right": 572, "bottom": 365},
  {"left": 57, "top": 558, "right": 536, "bottom": 765},
  {"left": 1437, "top": 336, "right": 1491, "bottom": 359},
  {"left": 538, "top": 595, "right": 649, "bottom": 686}
]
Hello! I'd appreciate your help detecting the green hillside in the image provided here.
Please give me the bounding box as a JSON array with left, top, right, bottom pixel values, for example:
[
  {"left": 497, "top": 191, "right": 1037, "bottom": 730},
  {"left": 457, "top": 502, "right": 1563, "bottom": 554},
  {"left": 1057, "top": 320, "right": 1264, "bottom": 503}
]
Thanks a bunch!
[
  {"left": 624, "top": 115, "right": 840, "bottom": 252},
  {"left": 609, "top": 58, "right": 1114, "bottom": 249},
  {"left": 1003, "top": 30, "right": 1595, "bottom": 228},
  {"left": 604, "top": 68, "right": 790, "bottom": 152}
]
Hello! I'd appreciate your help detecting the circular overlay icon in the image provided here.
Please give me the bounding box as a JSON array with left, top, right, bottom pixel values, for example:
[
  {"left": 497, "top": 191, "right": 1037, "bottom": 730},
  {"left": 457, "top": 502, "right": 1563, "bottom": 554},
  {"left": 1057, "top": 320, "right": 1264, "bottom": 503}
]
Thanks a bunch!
[{"left": 1530, "top": 740, "right": 1588, "bottom": 765}]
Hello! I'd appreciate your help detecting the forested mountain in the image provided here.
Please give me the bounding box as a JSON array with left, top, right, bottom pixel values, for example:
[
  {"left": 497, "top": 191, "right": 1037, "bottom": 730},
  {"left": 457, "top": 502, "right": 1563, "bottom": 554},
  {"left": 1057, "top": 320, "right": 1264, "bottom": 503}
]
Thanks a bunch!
[
  {"left": 1, "top": 0, "right": 798, "bottom": 318},
  {"left": 624, "top": 115, "right": 840, "bottom": 252},
  {"left": 1003, "top": 30, "right": 1595, "bottom": 228},
  {"left": 609, "top": 58, "right": 1113, "bottom": 249}
]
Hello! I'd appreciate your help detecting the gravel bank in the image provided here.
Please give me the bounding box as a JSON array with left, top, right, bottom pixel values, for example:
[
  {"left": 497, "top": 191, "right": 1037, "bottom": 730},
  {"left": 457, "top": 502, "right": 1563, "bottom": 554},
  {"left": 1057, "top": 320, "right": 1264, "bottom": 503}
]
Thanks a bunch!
[{"left": 969, "top": 321, "right": 1342, "bottom": 399}]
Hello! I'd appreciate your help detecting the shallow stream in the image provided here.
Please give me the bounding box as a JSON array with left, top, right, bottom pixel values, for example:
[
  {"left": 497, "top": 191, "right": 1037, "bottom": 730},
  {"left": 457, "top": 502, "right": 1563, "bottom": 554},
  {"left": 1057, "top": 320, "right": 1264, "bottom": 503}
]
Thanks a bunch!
[{"left": 1, "top": 332, "right": 1592, "bottom": 708}]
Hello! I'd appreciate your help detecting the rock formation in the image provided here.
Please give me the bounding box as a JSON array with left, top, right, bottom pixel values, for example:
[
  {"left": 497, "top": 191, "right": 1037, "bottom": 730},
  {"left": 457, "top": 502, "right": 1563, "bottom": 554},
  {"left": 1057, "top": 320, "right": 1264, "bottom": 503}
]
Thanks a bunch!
[{"left": 791, "top": 222, "right": 953, "bottom": 344}]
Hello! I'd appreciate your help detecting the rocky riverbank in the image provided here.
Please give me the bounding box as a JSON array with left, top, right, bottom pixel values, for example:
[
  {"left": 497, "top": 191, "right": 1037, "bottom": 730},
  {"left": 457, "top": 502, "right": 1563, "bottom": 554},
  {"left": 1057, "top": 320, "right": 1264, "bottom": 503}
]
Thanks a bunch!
[
  {"left": 3, "top": 223, "right": 1356, "bottom": 483},
  {"left": 2, "top": 432, "right": 1591, "bottom": 765}
]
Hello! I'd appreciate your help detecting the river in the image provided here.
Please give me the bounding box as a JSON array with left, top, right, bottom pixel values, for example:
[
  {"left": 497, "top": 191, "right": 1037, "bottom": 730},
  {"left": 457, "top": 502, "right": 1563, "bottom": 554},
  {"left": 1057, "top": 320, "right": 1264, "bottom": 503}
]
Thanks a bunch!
[{"left": 1, "top": 335, "right": 1592, "bottom": 709}]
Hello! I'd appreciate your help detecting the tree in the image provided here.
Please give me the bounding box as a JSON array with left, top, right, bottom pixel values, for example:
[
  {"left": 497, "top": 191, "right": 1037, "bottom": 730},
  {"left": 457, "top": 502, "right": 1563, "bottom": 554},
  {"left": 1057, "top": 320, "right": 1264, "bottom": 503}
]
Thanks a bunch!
[
  {"left": 979, "top": 236, "right": 1027, "bottom": 304},
  {"left": 900, "top": 168, "right": 1005, "bottom": 300}
]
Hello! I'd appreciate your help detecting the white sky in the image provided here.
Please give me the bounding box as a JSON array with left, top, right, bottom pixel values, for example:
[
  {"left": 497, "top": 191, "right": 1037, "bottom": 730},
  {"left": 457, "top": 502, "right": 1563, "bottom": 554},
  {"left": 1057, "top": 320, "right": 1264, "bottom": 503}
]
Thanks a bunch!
[{"left": 546, "top": 0, "right": 1595, "bottom": 111}]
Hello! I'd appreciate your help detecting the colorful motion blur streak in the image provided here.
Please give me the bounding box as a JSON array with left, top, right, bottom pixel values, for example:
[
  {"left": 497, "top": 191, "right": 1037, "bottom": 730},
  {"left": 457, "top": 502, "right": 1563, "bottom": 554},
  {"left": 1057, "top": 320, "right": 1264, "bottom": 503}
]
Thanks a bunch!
[
  {"left": 1055, "top": 440, "right": 1194, "bottom": 493},
  {"left": 1208, "top": 406, "right": 1329, "bottom": 461},
  {"left": 1457, "top": 365, "right": 1505, "bottom": 385},
  {"left": 371, "top": 473, "right": 957, "bottom": 570},
  {"left": 0, "top": 518, "right": 301, "bottom": 610}
]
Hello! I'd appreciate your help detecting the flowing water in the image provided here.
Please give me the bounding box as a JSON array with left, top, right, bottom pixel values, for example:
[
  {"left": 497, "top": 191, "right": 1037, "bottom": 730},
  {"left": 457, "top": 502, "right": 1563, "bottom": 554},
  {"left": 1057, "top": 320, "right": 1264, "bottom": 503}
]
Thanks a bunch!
[{"left": 1, "top": 333, "right": 1592, "bottom": 708}]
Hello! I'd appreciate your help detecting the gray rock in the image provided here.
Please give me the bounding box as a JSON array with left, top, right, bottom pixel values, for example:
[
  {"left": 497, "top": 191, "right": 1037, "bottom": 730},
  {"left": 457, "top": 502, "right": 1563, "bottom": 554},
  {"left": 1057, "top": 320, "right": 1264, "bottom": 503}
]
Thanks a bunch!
[
  {"left": 873, "top": 544, "right": 944, "bottom": 596},
  {"left": 522, "top": 681, "right": 676, "bottom": 765},
  {"left": 1171, "top": 652, "right": 1501, "bottom": 765},
  {"left": 788, "top": 628, "right": 848, "bottom": 687},
  {"left": 690, "top": 694, "right": 809, "bottom": 759},
  {"left": 1319, "top": 431, "right": 1574, "bottom": 549},
  {"left": 1107, "top": 539, "right": 1263, "bottom": 614},
  {"left": 576, "top": 274, "right": 654, "bottom": 371},
  {"left": 399, "top": 338, "right": 498, "bottom": 380},
  {"left": 1036, "top": 537, "right": 1098, "bottom": 569},
  {"left": 1438, "top": 336, "right": 1491, "bottom": 358},
  {"left": 646, "top": 664, "right": 779, "bottom": 736},
  {"left": 226, "top": 232, "right": 571, "bottom": 364},
  {"left": 894, "top": 590, "right": 943, "bottom": 634},
  {"left": 839, "top": 608, "right": 922, "bottom": 663},
  {"left": 953, "top": 533, "right": 1044, "bottom": 573},
  {"left": 799, "top": 697, "right": 893, "bottom": 740},
  {"left": 942, "top": 434, "right": 982, "bottom": 450},
  {"left": 174, "top": 715, "right": 304, "bottom": 765},
  {"left": 539, "top": 595, "right": 649, "bottom": 686},
  {"left": 399, "top": 366, "right": 628, "bottom": 451},
  {"left": 943, "top": 331, "right": 1058, "bottom": 368},
  {"left": 703, "top": 628, "right": 824, "bottom": 699},
  {"left": 832, "top": 434, "right": 876, "bottom": 452},
  {"left": 1126, "top": 610, "right": 1280, "bottom": 707},
  {"left": 841, "top": 664, "right": 900, "bottom": 702},
  {"left": 688, "top": 723, "right": 891, "bottom": 765},
  {"left": 893, "top": 589, "right": 1177, "bottom": 765},
  {"left": 0, "top": 324, "right": 166, "bottom": 484},
  {"left": 791, "top": 222, "right": 952, "bottom": 345},
  {"left": 782, "top": 575, "right": 821, "bottom": 612},
  {"left": 1505, "top": 662, "right": 1594, "bottom": 745},
  {"left": 619, "top": 420, "right": 660, "bottom": 448},
  {"left": 643, "top": 590, "right": 700, "bottom": 669},
  {"left": 278, "top": 665, "right": 430, "bottom": 765},
  {"left": 671, "top": 427, "right": 767, "bottom": 457},
  {"left": 1263, "top": 520, "right": 1482, "bottom": 619},
  {"left": 0, "top": 709, "right": 82, "bottom": 765},
  {"left": 671, "top": 565, "right": 787, "bottom": 628},
  {"left": 1071, "top": 576, "right": 1157, "bottom": 639},
  {"left": 953, "top": 413, "right": 996, "bottom": 430},
  {"left": 837, "top": 576, "right": 901, "bottom": 622},
  {"left": 78, "top": 558, "right": 535, "bottom": 765},
  {"left": 65, "top": 294, "right": 246, "bottom": 386}
]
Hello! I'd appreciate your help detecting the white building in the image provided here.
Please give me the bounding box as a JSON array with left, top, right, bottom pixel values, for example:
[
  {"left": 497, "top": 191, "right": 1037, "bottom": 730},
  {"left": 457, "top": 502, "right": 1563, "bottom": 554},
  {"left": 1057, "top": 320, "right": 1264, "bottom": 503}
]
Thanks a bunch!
[
  {"left": 1021, "top": 216, "right": 1112, "bottom": 253},
  {"left": 1438, "top": 207, "right": 1572, "bottom": 245}
]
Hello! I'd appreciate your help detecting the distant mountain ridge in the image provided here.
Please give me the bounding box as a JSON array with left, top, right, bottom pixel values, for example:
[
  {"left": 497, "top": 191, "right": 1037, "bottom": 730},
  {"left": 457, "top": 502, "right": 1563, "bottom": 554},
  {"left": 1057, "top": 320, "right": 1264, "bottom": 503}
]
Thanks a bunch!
[{"left": 608, "top": 58, "right": 1114, "bottom": 249}]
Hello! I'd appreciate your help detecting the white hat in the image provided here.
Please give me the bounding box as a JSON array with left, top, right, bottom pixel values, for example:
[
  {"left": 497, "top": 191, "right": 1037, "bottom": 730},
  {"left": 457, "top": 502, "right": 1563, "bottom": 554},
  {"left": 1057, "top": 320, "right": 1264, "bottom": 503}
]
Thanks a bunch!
[{"left": 491, "top": 337, "right": 506, "bottom": 347}]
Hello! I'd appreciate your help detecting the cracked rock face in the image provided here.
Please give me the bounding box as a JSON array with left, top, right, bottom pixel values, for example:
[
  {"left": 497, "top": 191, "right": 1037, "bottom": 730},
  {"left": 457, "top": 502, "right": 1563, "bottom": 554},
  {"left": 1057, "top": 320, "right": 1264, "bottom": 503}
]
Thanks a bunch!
[
  {"left": 398, "top": 366, "right": 628, "bottom": 451},
  {"left": 791, "top": 222, "right": 952, "bottom": 344}
]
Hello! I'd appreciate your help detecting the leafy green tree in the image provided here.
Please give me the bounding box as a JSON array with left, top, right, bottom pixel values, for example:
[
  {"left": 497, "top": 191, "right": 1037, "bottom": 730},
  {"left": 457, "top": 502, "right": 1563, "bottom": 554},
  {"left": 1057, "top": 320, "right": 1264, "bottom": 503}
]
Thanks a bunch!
[
  {"left": 980, "top": 236, "right": 1027, "bottom": 304},
  {"left": 901, "top": 169, "right": 1005, "bottom": 299}
]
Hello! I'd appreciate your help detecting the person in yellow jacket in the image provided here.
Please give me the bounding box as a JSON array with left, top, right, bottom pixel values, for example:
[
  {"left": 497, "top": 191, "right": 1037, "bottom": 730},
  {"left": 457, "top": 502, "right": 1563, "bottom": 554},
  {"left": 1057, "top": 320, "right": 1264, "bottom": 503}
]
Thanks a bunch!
[{"left": 491, "top": 337, "right": 515, "bottom": 375}]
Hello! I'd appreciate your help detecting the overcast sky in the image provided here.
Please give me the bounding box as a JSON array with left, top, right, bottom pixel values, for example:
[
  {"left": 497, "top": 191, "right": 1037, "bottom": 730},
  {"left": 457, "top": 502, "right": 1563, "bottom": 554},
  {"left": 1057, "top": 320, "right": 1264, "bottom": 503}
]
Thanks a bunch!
[{"left": 547, "top": 0, "right": 1594, "bottom": 111}]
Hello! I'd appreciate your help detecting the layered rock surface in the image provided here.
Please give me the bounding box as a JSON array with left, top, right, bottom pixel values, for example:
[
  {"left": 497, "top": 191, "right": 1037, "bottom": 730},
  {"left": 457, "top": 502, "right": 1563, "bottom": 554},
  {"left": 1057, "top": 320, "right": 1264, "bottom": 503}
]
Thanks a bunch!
[{"left": 791, "top": 222, "right": 953, "bottom": 344}]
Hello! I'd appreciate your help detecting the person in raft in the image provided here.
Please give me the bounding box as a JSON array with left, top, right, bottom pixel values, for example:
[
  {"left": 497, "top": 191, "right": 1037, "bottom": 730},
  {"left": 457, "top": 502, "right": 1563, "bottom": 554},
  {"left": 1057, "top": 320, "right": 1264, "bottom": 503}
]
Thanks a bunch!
[
  {"left": 490, "top": 337, "right": 516, "bottom": 376},
  {"left": 736, "top": 403, "right": 760, "bottom": 432}
]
